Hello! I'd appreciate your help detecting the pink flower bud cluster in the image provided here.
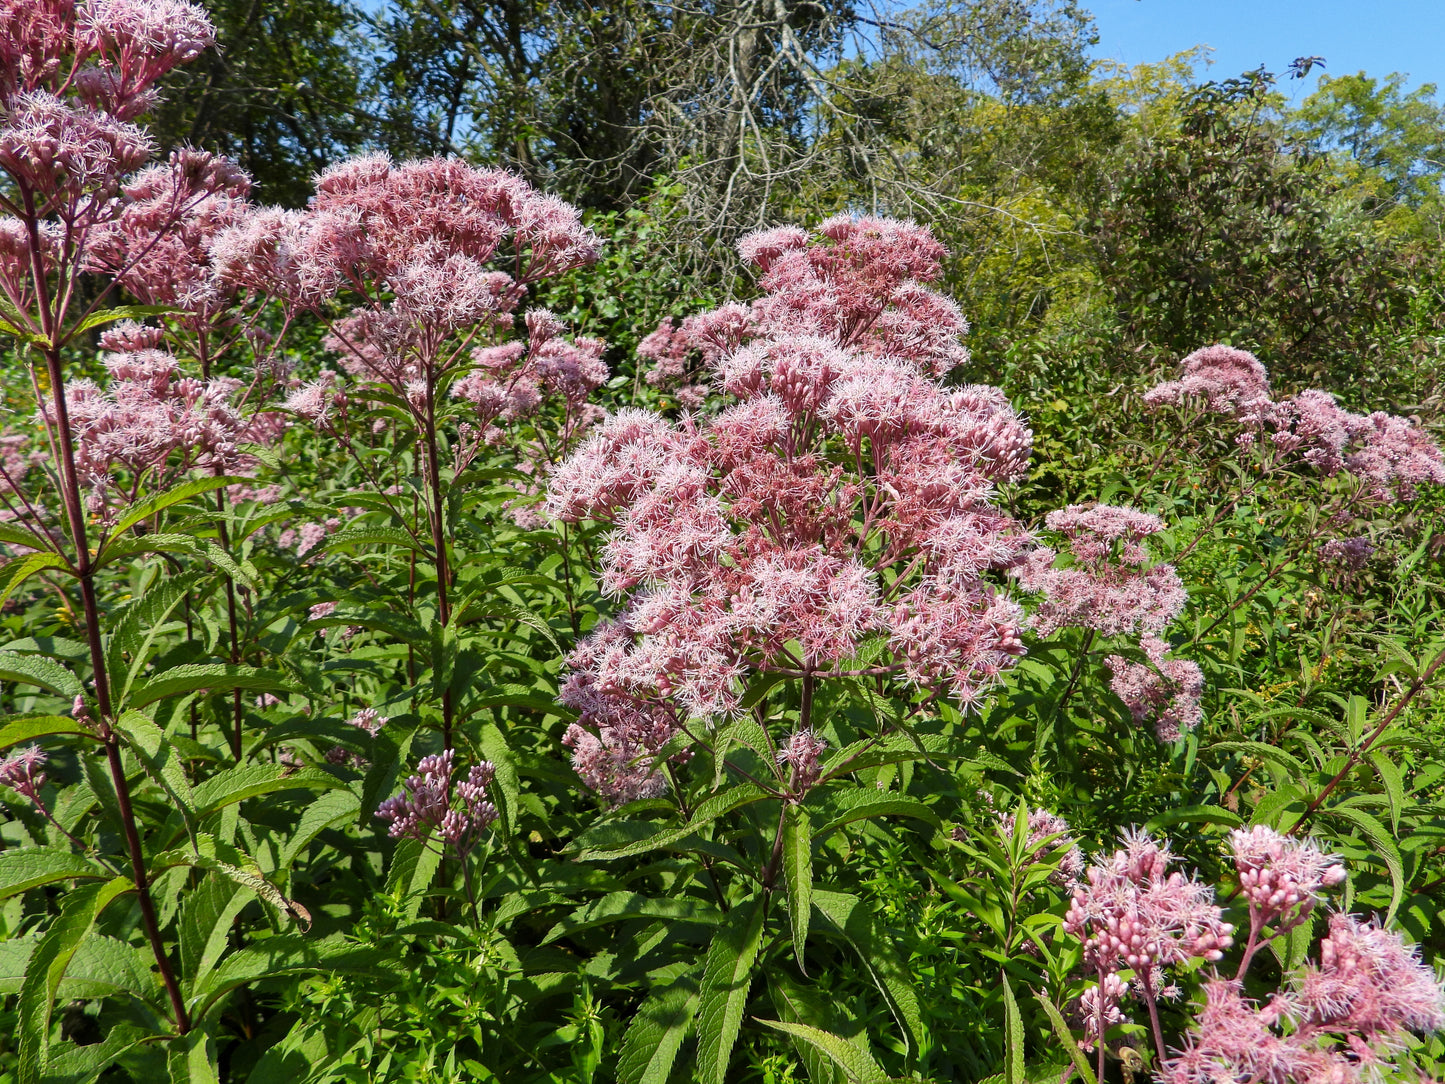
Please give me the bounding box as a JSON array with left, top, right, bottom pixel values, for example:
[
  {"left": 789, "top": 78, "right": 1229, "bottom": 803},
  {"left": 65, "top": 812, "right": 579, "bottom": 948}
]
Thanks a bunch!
[
  {"left": 1230, "top": 826, "right": 1345, "bottom": 936},
  {"left": 1065, "top": 830, "right": 1233, "bottom": 977},
  {"left": 1106, "top": 634, "right": 1205, "bottom": 743},
  {"left": 549, "top": 218, "right": 1038, "bottom": 772},
  {"left": 1147, "top": 345, "right": 1445, "bottom": 502},
  {"left": 1016, "top": 504, "right": 1187, "bottom": 638},
  {"left": 1000, "top": 806, "right": 1085, "bottom": 884},
  {"left": 0, "top": 744, "right": 48, "bottom": 802},
  {"left": 1077, "top": 973, "right": 1129, "bottom": 1052},
  {"left": 375, "top": 749, "right": 499, "bottom": 853},
  {"left": 777, "top": 728, "right": 828, "bottom": 792}
]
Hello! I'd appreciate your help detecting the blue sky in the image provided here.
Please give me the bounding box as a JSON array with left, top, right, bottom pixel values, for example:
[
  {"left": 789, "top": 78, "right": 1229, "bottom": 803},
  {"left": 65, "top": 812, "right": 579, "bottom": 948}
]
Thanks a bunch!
[{"left": 1087, "top": 0, "right": 1445, "bottom": 101}]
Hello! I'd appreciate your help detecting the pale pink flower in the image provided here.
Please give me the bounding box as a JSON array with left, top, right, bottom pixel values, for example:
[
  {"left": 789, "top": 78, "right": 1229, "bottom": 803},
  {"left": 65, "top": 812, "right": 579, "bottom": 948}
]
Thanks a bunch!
[
  {"left": 1231, "top": 826, "right": 1345, "bottom": 937},
  {"left": 0, "top": 744, "right": 48, "bottom": 802},
  {"left": 1106, "top": 635, "right": 1204, "bottom": 742},
  {"left": 1017, "top": 505, "right": 1187, "bottom": 638},
  {"left": 1144, "top": 345, "right": 1272, "bottom": 416},
  {"left": 1000, "top": 807, "right": 1084, "bottom": 883},
  {"left": 777, "top": 728, "right": 828, "bottom": 791},
  {"left": 1065, "top": 830, "right": 1233, "bottom": 978}
]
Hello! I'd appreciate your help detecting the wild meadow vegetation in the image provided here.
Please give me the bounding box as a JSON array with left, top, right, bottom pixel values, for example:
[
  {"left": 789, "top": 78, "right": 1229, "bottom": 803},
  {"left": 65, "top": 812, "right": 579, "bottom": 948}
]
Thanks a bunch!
[{"left": 1, "top": 2, "right": 1444, "bottom": 1083}]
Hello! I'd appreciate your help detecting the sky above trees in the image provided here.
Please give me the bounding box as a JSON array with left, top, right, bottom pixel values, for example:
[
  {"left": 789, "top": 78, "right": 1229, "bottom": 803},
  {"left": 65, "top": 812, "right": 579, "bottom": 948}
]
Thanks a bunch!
[{"left": 1089, "top": 0, "right": 1445, "bottom": 99}]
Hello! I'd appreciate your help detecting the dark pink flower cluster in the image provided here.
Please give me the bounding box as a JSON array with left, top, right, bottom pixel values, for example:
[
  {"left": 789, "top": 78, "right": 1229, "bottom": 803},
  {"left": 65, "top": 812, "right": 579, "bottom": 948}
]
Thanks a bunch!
[
  {"left": 375, "top": 748, "right": 498, "bottom": 853},
  {"left": 1106, "top": 635, "right": 1204, "bottom": 742},
  {"left": 549, "top": 218, "right": 1037, "bottom": 776},
  {"left": 560, "top": 642, "right": 683, "bottom": 806},
  {"left": 1147, "top": 346, "right": 1445, "bottom": 502},
  {"left": 0, "top": 0, "right": 213, "bottom": 204},
  {"left": 1016, "top": 504, "right": 1187, "bottom": 638},
  {"left": 209, "top": 155, "right": 600, "bottom": 401},
  {"left": 1164, "top": 915, "right": 1445, "bottom": 1084}
]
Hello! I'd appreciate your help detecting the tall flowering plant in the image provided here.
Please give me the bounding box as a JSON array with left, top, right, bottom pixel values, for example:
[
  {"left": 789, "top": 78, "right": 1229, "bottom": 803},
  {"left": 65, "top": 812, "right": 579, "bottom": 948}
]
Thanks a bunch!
[
  {"left": 543, "top": 217, "right": 1206, "bottom": 1082},
  {"left": 0, "top": 2, "right": 604, "bottom": 1076},
  {"left": 212, "top": 155, "right": 604, "bottom": 747}
]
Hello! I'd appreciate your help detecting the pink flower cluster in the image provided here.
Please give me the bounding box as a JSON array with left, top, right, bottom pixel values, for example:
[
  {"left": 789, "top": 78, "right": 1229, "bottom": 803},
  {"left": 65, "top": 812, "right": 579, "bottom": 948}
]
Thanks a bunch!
[
  {"left": 1000, "top": 806, "right": 1084, "bottom": 883},
  {"left": 85, "top": 148, "right": 252, "bottom": 322},
  {"left": 0, "top": 744, "right": 47, "bottom": 802},
  {"left": 1147, "top": 345, "right": 1445, "bottom": 502},
  {"left": 1016, "top": 505, "right": 1186, "bottom": 638},
  {"left": 47, "top": 343, "right": 266, "bottom": 513},
  {"left": 1231, "top": 826, "right": 1345, "bottom": 939},
  {"left": 560, "top": 651, "right": 682, "bottom": 806},
  {"left": 777, "top": 728, "right": 828, "bottom": 791},
  {"left": 1066, "top": 830, "right": 1233, "bottom": 1048},
  {"left": 451, "top": 307, "right": 608, "bottom": 442},
  {"left": 375, "top": 748, "right": 498, "bottom": 853},
  {"left": 1106, "top": 635, "right": 1205, "bottom": 742},
  {"left": 0, "top": 0, "right": 214, "bottom": 206},
  {"left": 209, "top": 155, "right": 601, "bottom": 410},
  {"left": 549, "top": 217, "right": 1036, "bottom": 779},
  {"left": 1164, "top": 915, "right": 1445, "bottom": 1084}
]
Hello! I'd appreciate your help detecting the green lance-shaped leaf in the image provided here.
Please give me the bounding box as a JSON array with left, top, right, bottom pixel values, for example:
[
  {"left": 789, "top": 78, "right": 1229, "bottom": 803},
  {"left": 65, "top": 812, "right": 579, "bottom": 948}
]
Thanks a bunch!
[
  {"left": 0, "top": 553, "right": 70, "bottom": 610},
  {"left": 1001, "top": 975, "right": 1025, "bottom": 1084},
  {"left": 69, "top": 304, "right": 181, "bottom": 337},
  {"left": 808, "top": 791, "right": 940, "bottom": 845},
  {"left": 189, "top": 763, "right": 345, "bottom": 820},
  {"left": 178, "top": 874, "right": 254, "bottom": 994},
  {"left": 616, "top": 973, "right": 701, "bottom": 1084},
  {"left": 1327, "top": 805, "right": 1406, "bottom": 923},
  {"left": 812, "top": 889, "right": 922, "bottom": 1056},
  {"left": 0, "top": 652, "right": 83, "bottom": 699},
  {"left": 106, "top": 573, "right": 204, "bottom": 704},
  {"left": 152, "top": 833, "right": 308, "bottom": 929},
  {"left": 166, "top": 1028, "right": 220, "bottom": 1084},
  {"left": 17, "top": 876, "right": 133, "bottom": 1084},
  {"left": 782, "top": 805, "right": 812, "bottom": 971},
  {"left": 0, "top": 714, "right": 95, "bottom": 749},
  {"left": 124, "top": 664, "right": 297, "bottom": 712},
  {"left": 0, "top": 848, "right": 113, "bottom": 901},
  {"left": 40, "top": 1023, "right": 147, "bottom": 1084},
  {"left": 754, "top": 1020, "right": 891, "bottom": 1084},
  {"left": 695, "top": 896, "right": 766, "bottom": 1084},
  {"left": 386, "top": 836, "right": 443, "bottom": 922},
  {"left": 542, "top": 892, "right": 723, "bottom": 945},
  {"left": 112, "top": 710, "right": 196, "bottom": 838},
  {"left": 101, "top": 476, "right": 245, "bottom": 549},
  {"left": 1034, "top": 991, "right": 1097, "bottom": 1084}
]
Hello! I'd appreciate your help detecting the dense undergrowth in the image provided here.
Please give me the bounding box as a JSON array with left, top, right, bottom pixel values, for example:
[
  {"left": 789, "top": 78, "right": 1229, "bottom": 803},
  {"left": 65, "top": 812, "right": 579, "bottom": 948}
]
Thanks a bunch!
[{"left": 1, "top": 4, "right": 1445, "bottom": 1084}]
